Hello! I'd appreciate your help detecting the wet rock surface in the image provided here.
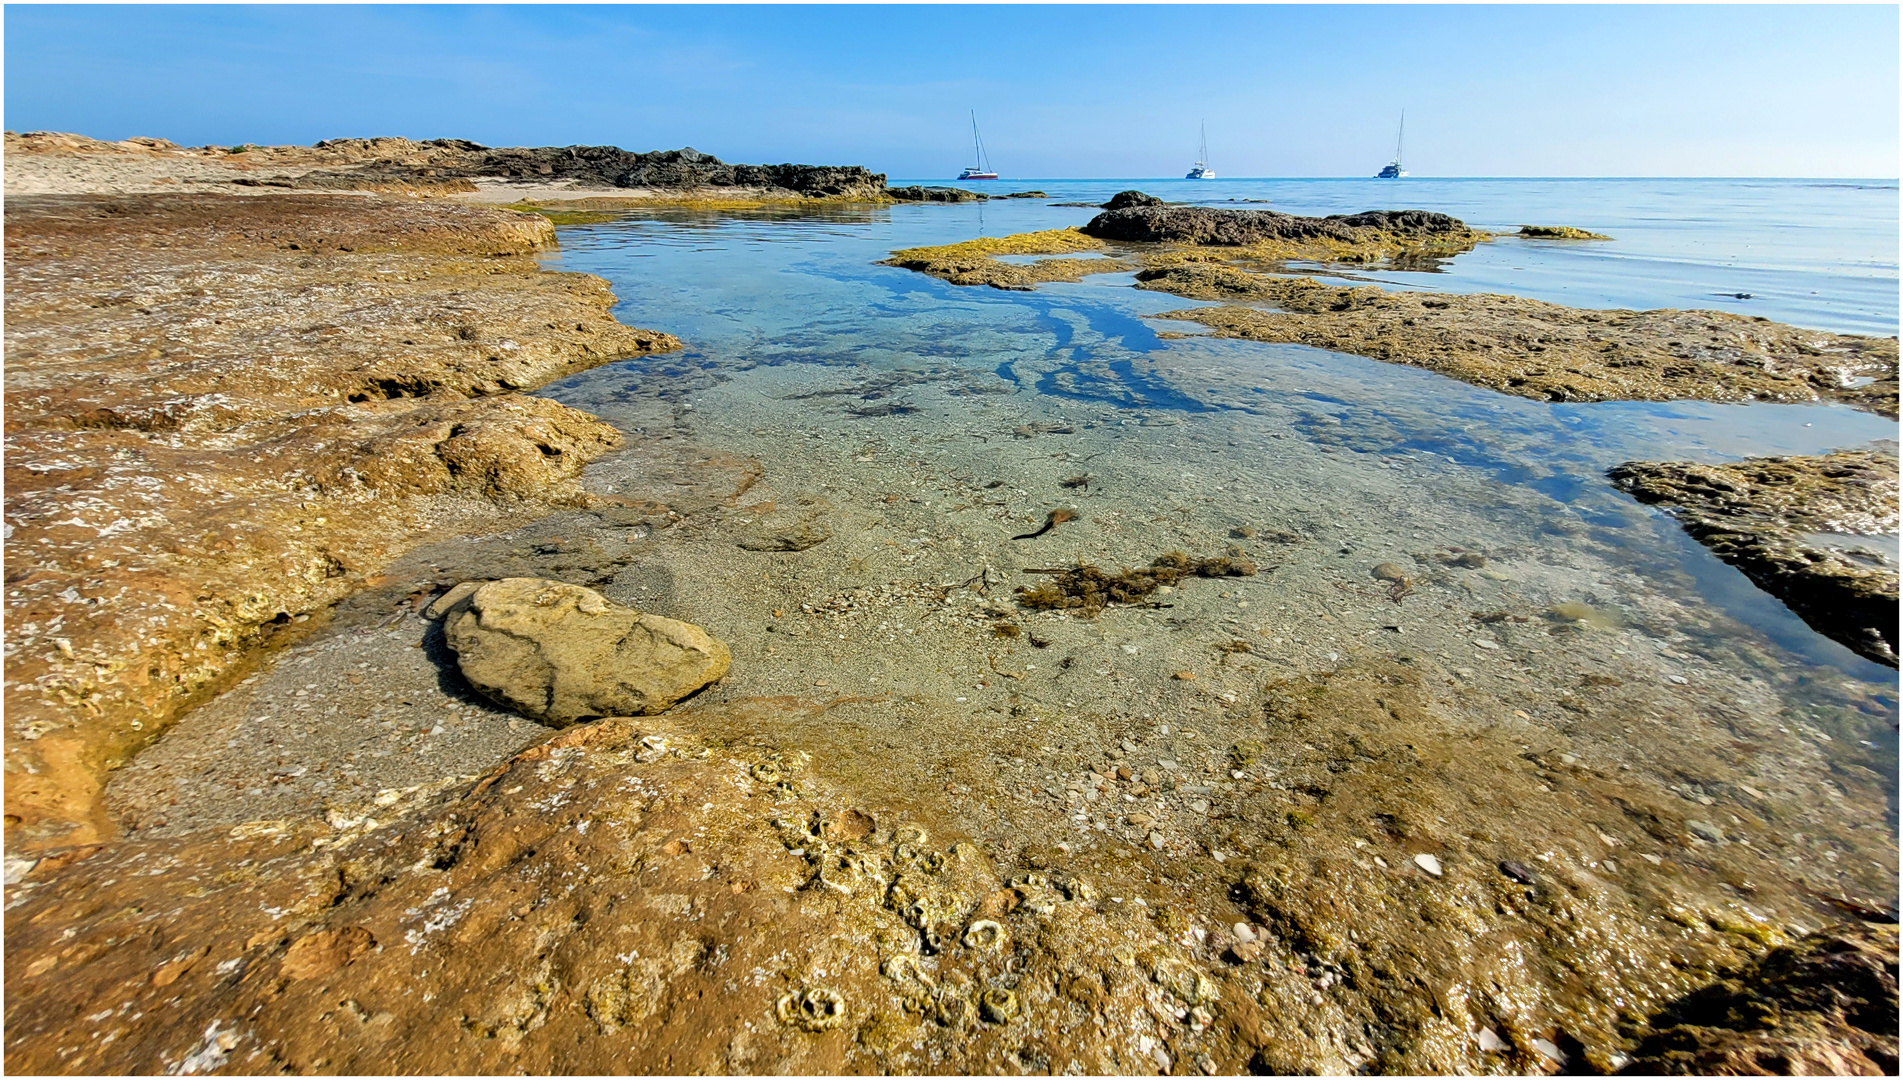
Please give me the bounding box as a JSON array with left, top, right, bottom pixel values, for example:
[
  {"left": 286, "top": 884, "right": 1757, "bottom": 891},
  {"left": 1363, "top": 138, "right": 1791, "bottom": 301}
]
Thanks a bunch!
[
  {"left": 1621, "top": 921, "right": 1898, "bottom": 1075},
  {"left": 2, "top": 192, "right": 680, "bottom": 850},
  {"left": 1609, "top": 451, "right": 1900, "bottom": 667},
  {"left": 1138, "top": 263, "right": 1900, "bottom": 416},
  {"left": 441, "top": 578, "right": 732, "bottom": 724}
]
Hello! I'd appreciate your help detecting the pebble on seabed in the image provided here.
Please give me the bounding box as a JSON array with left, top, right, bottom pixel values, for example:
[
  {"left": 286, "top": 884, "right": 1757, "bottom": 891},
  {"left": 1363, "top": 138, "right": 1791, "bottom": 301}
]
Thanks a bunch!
[{"left": 1413, "top": 853, "right": 1444, "bottom": 877}]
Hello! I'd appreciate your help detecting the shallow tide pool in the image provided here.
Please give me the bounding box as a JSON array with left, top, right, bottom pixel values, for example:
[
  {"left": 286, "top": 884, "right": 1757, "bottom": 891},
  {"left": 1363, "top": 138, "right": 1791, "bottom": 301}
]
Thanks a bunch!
[{"left": 519, "top": 181, "right": 1897, "bottom": 959}]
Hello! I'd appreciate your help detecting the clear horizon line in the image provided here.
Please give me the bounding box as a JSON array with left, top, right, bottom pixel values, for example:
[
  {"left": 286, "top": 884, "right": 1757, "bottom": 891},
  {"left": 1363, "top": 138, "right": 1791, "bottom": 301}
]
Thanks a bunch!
[{"left": 888, "top": 175, "right": 1902, "bottom": 183}]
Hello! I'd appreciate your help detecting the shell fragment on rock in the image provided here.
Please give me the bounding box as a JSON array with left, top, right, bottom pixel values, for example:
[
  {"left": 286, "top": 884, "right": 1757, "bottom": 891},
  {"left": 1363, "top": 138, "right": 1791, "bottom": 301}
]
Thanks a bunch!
[{"left": 776, "top": 987, "right": 846, "bottom": 1031}]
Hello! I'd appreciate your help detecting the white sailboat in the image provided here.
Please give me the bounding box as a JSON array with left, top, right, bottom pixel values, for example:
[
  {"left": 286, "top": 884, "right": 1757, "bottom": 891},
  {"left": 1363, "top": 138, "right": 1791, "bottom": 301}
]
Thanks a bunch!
[
  {"left": 958, "top": 112, "right": 998, "bottom": 181},
  {"left": 1376, "top": 111, "right": 1408, "bottom": 178},
  {"left": 1185, "top": 122, "right": 1215, "bottom": 179}
]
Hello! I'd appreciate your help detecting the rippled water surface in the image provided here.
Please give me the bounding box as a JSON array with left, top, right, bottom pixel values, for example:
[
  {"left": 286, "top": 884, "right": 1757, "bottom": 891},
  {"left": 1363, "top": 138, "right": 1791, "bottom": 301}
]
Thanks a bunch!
[{"left": 536, "top": 179, "right": 1899, "bottom": 810}]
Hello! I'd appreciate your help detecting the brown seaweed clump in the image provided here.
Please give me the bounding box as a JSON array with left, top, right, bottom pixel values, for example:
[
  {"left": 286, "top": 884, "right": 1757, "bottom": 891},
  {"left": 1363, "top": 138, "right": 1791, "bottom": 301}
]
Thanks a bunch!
[{"left": 1015, "top": 551, "right": 1256, "bottom": 615}]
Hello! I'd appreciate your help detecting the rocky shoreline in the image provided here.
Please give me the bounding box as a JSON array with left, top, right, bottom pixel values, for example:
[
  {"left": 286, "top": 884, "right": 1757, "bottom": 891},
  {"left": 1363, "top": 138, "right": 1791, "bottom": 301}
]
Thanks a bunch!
[
  {"left": 5, "top": 154, "right": 1897, "bottom": 1075},
  {"left": 3, "top": 191, "right": 679, "bottom": 850},
  {"left": 4, "top": 132, "right": 1024, "bottom": 209}
]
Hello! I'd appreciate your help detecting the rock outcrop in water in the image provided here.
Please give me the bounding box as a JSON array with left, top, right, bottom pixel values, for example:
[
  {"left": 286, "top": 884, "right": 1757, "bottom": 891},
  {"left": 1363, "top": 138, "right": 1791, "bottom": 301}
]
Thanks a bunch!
[
  {"left": 1136, "top": 263, "right": 1901, "bottom": 417},
  {"left": 885, "top": 185, "right": 986, "bottom": 203},
  {"left": 1083, "top": 201, "right": 1484, "bottom": 257},
  {"left": 1521, "top": 224, "right": 1612, "bottom": 240},
  {"left": 1608, "top": 451, "right": 1899, "bottom": 667}
]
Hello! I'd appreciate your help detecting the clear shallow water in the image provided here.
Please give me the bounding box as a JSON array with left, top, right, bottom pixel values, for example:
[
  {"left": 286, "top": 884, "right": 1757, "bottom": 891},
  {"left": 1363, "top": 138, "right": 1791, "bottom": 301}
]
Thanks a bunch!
[{"left": 538, "top": 180, "right": 1898, "bottom": 696}]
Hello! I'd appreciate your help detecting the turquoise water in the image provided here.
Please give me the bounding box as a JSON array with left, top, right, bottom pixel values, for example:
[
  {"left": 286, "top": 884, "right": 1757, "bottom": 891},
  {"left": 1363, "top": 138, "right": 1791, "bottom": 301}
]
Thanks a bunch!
[{"left": 538, "top": 179, "right": 1898, "bottom": 694}]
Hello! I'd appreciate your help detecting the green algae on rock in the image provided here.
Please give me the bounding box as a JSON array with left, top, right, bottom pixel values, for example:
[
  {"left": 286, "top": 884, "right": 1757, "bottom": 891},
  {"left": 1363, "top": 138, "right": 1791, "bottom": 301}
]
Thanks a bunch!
[
  {"left": 1520, "top": 225, "right": 1613, "bottom": 240},
  {"left": 1608, "top": 451, "right": 1900, "bottom": 667},
  {"left": 1135, "top": 263, "right": 1900, "bottom": 417},
  {"left": 879, "top": 227, "right": 1136, "bottom": 291}
]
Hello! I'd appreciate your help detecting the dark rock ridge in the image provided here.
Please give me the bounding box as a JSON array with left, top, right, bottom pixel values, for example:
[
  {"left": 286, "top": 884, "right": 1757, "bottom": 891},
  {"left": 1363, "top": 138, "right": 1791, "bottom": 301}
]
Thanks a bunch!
[
  {"left": 309, "top": 139, "right": 891, "bottom": 199},
  {"left": 885, "top": 187, "right": 1046, "bottom": 203},
  {"left": 1620, "top": 921, "right": 1898, "bottom": 1075},
  {"left": 885, "top": 185, "right": 986, "bottom": 203},
  {"left": 1084, "top": 202, "right": 1471, "bottom": 246}
]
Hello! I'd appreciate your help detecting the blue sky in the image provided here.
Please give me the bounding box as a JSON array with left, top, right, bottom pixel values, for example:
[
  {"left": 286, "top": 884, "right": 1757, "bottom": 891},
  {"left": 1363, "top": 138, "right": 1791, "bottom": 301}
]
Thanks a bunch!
[{"left": 5, "top": 5, "right": 1897, "bottom": 177}]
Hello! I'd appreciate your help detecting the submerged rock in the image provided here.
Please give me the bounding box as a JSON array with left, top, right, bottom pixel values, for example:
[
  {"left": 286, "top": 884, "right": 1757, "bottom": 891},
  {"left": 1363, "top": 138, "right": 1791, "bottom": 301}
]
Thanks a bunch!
[
  {"left": 1609, "top": 451, "right": 1899, "bottom": 666},
  {"left": 1621, "top": 921, "right": 1899, "bottom": 1076},
  {"left": 440, "top": 578, "right": 731, "bottom": 724},
  {"left": 886, "top": 185, "right": 986, "bottom": 203}
]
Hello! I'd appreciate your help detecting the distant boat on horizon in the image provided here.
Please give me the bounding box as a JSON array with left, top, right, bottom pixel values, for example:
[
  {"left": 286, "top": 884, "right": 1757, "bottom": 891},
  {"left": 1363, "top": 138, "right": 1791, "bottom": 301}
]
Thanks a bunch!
[
  {"left": 1185, "top": 121, "right": 1215, "bottom": 180},
  {"left": 1376, "top": 111, "right": 1408, "bottom": 178},
  {"left": 957, "top": 111, "right": 999, "bottom": 181}
]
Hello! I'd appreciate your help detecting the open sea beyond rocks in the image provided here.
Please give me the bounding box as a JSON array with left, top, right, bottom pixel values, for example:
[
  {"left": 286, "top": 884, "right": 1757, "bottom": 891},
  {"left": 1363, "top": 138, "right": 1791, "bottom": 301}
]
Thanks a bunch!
[{"left": 14, "top": 169, "right": 1900, "bottom": 1074}]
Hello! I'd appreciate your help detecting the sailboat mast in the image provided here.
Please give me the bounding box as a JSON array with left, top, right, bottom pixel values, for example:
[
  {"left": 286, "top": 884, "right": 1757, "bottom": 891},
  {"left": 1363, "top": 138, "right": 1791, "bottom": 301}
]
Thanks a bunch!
[
  {"left": 970, "top": 111, "right": 989, "bottom": 173},
  {"left": 1395, "top": 111, "right": 1405, "bottom": 168}
]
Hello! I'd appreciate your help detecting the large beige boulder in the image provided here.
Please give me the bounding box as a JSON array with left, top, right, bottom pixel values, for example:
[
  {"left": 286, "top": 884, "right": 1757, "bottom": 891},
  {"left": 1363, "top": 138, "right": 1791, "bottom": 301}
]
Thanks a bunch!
[{"left": 438, "top": 578, "right": 729, "bottom": 725}]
